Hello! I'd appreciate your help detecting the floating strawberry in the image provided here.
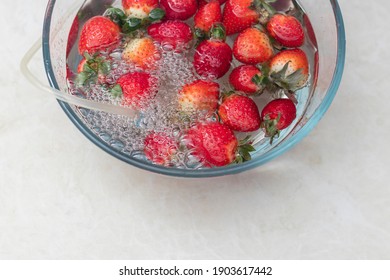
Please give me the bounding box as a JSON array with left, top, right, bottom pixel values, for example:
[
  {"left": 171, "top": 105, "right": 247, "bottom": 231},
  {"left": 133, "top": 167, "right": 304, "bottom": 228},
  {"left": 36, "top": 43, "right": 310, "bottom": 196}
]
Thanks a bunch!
[
  {"left": 218, "top": 94, "right": 261, "bottom": 132},
  {"left": 160, "top": 0, "right": 198, "bottom": 20},
  {"left": 267, "top": 13, "right": 305, "bottom": 48},
  {"left": 78, "top": 16, "right": 121, "bottom": 55},
  {"left": 147, "top": 20, "right": 193, "bottom": 50},
  {"left": 269, "top": 48, "right": 309, "bottom": 91},
  {"left": 76, "top": 53, "right": 110, "bottom": 85},
  {"left": 122, "top": 37, "right": 161, "bottom": 69},
  {"left": 233, "top": 27, "right": 274, "bottom": 65},
  {"left": 261, "top": 98, "right": 296, "bottom": 144},
  {"left": 194, "top": 0, "right": 222, "bottom": 35},
  {"left": 186, "top": 122, "right": 255, "bottom": 166},
  {"left": 122, "top": 0, "right": 159, "bottom": 19},
  {"left": 199, "top": 0, "right": 227, "bottom": 6},
  {"left": 229, "top": 65, "right": 265, "bottom": 95},
  {"left": 112, "top": 72, "right": 158, "bottom": 109},
  {"left": 222, "top": 0, "right": 276, "bottom": 35},
  {"left": 193, "top": 24, "right": 233, "bottom": 79},
  {"left": 178, "top": 80, "right": 220, "bottom": 115},
  {"left": 144, "top": 132, "right": 178, "bottom": 166}
]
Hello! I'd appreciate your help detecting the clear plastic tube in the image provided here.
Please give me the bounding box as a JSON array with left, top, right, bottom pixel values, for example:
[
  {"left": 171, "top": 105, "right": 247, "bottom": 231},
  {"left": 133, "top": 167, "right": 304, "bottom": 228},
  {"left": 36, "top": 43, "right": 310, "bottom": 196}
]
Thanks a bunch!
[{"left": 20, "top": 38, "right": 138, "bottom": 118}]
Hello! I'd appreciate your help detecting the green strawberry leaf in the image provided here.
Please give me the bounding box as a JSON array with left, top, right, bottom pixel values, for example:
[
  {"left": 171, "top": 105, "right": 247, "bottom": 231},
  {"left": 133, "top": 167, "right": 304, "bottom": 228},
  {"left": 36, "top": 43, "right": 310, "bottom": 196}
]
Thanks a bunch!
[
  {"left": 111, "top": 84, "right": 123, "bottom": 98},
  {"left": 122, "top": 18, "right": 142, "bottom": 33},
  {"left": 209, "top": 23, "right": 226, "bottom": 41},
  {"left": 104, "top": 7, "right": 126, "bottom": 25},
  {"left": 148, "top": 8, "right": 165, "bottom": 22}
]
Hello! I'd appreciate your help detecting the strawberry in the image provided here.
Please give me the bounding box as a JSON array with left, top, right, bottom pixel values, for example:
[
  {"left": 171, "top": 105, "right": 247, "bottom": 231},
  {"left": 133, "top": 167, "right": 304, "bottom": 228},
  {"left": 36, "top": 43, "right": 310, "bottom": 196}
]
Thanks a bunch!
[
  {"left": 260, "top": 98, "right": 296, "bottom": 144},
  {"left": 160, "top": 0, "right": 198, "bottom": 20},
  {"left": 222, "top": 0, "right": 258, "bottom": 36},
  {"left": 222, "top": 0, "right": 276, "bottom": 35},
  {"left": 229, "top": 65, "right": 265, "bottom": 95},
  {"left": 193, "top": 25, "right": 233, "bottom": 79},
  {"left": 75, "top": 53, "right": 111, "bottom": 85},
  {"left": 122, "top": 0, "right": 159, "bottom": 19},
  {"left": 78, "top": 16, "right": 121, "bottom": 55},
  {"left": 194, "top": 1, "right": 222, "bottom": 34},
  {"left": 233, "top": 27, "right": 274, "bottom": 65},
  {"left": 147, "top": 20, "right": 193, "bottom": 50},
  {"left": 199, "top": 0, "right": 227, "bottom": 6},
  {"left": 178, "top": 80, "right": 220, "bottom": 115},
  {"left": 122, "top": 37, "right": 161, "bottom": 69},
  {"left": 267, "top": 13, "right": 305, "bottom": 48},
  {"left": 218, "top": 94, "right": 261, "bottom": 132},
  {"left": 144, "top": 132, "right": 178, "bottom": 166},
  {"left": 269, "top": 48, "right": 309, "bottom": 91},
  {"left": 112, "top": 72, "right": 158, "bottom": 109},
  {"left": 186, "top": 122, "right": 255, "bottom": 166}
]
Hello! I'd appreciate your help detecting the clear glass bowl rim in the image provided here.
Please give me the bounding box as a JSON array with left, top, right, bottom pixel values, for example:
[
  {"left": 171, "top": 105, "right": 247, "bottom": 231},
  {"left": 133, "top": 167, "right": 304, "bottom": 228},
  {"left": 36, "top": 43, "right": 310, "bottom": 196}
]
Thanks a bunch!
[{"left": 42, "top": 0, "right": 346, "bottom": 178}]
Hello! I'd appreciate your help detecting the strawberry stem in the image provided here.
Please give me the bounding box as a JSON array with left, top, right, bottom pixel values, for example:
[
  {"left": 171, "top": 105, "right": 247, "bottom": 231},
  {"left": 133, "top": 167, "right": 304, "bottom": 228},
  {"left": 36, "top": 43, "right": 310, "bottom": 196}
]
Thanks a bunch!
[
  {"left": 209, "top": 23, "right": 226, "bottom": 41},
  {"left": 261, "top": 113, "right": 281, "bottom": 144}
]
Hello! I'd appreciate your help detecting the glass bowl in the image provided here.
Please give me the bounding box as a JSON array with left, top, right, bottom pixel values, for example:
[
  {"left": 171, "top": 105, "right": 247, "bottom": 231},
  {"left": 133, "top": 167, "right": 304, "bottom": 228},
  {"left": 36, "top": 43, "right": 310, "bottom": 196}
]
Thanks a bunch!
[{"left": 42, "top": 0, "right": 345, "bottom": 177}]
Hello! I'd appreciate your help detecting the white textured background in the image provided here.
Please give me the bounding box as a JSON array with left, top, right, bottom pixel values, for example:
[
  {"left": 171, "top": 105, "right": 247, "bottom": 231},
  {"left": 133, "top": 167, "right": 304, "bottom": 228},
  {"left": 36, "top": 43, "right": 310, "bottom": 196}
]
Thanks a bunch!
[{"left": 1, "top": 0, "right": 389, "bottom": 259}]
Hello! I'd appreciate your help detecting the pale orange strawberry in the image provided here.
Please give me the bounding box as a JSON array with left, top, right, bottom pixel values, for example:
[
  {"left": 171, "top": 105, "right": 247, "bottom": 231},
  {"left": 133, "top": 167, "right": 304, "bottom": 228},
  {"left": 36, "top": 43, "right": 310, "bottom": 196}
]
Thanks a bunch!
[
  {"left": 122, "top": 37, "right": 161, "bottom": 69},
  {"left": 178, "top": 80, "right": 220, "bottom": 115},
  {"left": 122, "top": 0, "right": 159, "bottom": 18},
  {"left": 269, "top": 48, "right": 309, "bottom": 91}
]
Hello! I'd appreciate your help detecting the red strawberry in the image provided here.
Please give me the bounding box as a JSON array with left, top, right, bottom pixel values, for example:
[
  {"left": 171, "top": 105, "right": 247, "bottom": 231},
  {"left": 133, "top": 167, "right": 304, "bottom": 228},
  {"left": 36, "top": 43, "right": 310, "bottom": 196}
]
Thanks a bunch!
[
  {"left": 233, "top": 27, "right": 274, "bottom": 65},
  {"left": 122, "top": 37, "right": 161, "bottom": 69},
  {"left": 199, "top": 0, "right": 227, "bottom": 6},
  {"left": 261, "top": 98, "right": 296, "bottom": 144},
  {"left": 218, "top": 94, "right": 261, "bottom": 132},
  {"left": 78, "top": 16, "right": 121, "bottom": 55},
  {"left": 222, "top": 0, "right": 258, "bottom": 36},
  {"left": 147, "top": 20, "right": 193, "bottom": 50},
  {"left": 269, "top": 48, "right": 309, "bottom": 91},
  {"left": 144, "top": 132, "right": 178, "bottom": 166},
  {"left": 267, "top": 13, "right": 304, "bottom": 48},
  {"left": 193, "top": 25, "right": 232, "bottom": 79},
  {"left": 222, "top": 0, "right": 276, "bottom": 35},
  {"left": 194, "top": 1, "right": 222, "bottom": 34},
  {"left": 186, "top": 122, "right": 254, "bottom": 166},
  {"left": 178, "top": 80, "right": 220, "bottom": 115},
  {"left": 112, "top": 72, "right": 158, "bottom": 109},
  {"left": 160, "top": 0, "right": 198, "bottom": 20},
  {"left": 229, "top": 65, "right": 265, "bottom": 95},
  {"left": 122, "top": 0, "right": 159, "bottom": 18}
]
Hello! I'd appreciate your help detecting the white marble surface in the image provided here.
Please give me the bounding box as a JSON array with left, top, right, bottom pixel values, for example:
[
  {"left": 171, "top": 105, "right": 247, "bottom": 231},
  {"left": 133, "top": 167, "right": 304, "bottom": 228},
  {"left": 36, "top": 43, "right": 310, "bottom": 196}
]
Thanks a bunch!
[{"left": 1, "top": 0, "right": 389, "bottom": 259}]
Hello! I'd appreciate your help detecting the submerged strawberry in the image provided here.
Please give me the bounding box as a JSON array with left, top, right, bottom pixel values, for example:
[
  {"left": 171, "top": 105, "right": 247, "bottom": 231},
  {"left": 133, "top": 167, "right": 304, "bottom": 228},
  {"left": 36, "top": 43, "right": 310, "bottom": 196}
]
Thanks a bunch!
[
  {"left": 147, "top": 20, "right": 193, "bottom": 50},
  {"left": 112, "top": 72, "right": 158, "bottom": 109},
  {"left": 122, "top": 0, "right": 159, "bottom": 18},
  {"left": 194, "top": 1, "right": 222, "bottom": 34},
  {"left": 186, "top": 122, "right": 255, "bottom": 166},
  {"left": 261, "top": 98, "right": 296, "bottom": 144},
  {"left": 160, "top": 0, "right": 198, "bottom": 20},
  {"left": 178, "top": 80, "right": 220, "bottom": 115},
  {"left": 122, "top": 37, "right": 161, "bottom": 69},
  {"left": 144, "top": 132, "right": 178, "bottom": 166},
  {"left": 269, "top": 48, "right": 309, "bottom": 91},
  {"left": 233, "top": 27, "right": 274, "bottom": 65},
  {"left": 75, "top": 53, "right": 110, "bottom": 85},
  {"left": 229, "top": 65, "right": 264, "bottom": 95},
  {"left": 267, "top": 13, "right": 305, "bottom": 48},
  {"left": 193, "top": 24, "right": 232, "bottom": 79},
  {"left": 218, "top": 94, "right": 261, "bottom": 132},
  {"left": 78, "top": 16, "right": 121, "bottom": 55}
]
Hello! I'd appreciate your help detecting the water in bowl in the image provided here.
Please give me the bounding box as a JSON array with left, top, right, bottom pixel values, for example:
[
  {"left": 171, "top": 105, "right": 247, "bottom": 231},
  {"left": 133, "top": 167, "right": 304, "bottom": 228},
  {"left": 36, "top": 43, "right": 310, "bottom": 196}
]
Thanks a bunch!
[{"left": 65, "top": 0, "right": 318, "bottom": 168}]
